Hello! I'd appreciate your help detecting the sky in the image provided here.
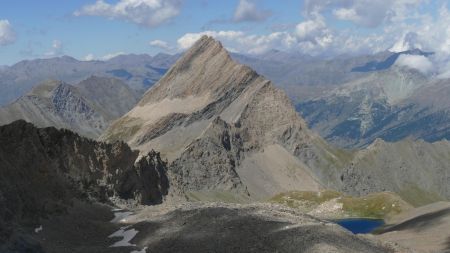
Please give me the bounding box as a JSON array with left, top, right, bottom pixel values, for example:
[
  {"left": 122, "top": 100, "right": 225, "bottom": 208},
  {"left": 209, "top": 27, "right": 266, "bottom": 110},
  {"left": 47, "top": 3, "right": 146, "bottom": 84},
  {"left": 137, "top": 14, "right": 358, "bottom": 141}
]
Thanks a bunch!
[{"left": 0, "top": 0, "right": 450, "bottom": 66}]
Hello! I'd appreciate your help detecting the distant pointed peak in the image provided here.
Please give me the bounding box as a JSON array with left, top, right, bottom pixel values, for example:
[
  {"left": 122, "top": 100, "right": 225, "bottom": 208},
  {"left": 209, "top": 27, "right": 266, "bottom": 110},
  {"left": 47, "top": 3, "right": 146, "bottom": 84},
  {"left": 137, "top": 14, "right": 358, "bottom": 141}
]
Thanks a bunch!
[
  {"left": 180, "top": 35, "right": 227, "bottom": 61},
  {"left": 167, "top": 36, "right": 230, "bottom": 73},
  {"left": 28, "top": 80, "right": 67, "bottom": 97}
]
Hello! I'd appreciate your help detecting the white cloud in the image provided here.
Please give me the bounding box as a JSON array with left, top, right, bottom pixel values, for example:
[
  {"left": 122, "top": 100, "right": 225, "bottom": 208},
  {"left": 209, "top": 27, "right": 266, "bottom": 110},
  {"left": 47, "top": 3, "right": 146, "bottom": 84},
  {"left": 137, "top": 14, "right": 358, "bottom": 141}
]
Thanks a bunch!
[
  {"left": 74, "top": 0, "right": 182, "bottom": 28},
  {"left": 172, "top": 1, "right": 450, "bottom": 68},
  {"left": 395, "top": 54, "right": 433, "bottom": 74},
  {"left": 233, "top": 0, "right": 271, "bottom": 22},
  {"left": 149, "top": 39, "right": 171, "bottom": 50},
  {"left": 81, "top": 52, "right": 125, "bottom": 61},
  {"left": 0, "top": 20, "right": 16, "bottom": 46},
  {"left": 177, "top": 31, "right": 244, "bottom": 50},
  {"left": 295, "top": 15, "right": 332, "bottom": 48},
  {"left": 389, "top": 32, "right": 422, "bottom": 52},
  {"left": 333, "top": 8, "right": 359, "bottom": 22},
  {"left": 304, "top": 0, "right": 425, "bottom": 28},
  {"left": 44, "top": 40, "right": 64, "bottom": 57},
  {"left": 83, "top": 53, "right": 95, "bottom": 61},
  {"left": 101, "top": 52, "right": 126, "bottom": 60},
  {"left": 177, "top": 30, "right": 296, "bottom": 55}
]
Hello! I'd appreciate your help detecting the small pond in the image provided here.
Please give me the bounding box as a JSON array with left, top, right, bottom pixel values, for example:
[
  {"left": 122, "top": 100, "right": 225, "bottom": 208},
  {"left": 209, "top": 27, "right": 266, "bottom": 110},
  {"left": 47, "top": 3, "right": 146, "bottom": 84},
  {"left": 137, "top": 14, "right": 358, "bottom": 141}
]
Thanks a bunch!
[{"left": 335, "top": 218, "right": 384, "bottom": 234}]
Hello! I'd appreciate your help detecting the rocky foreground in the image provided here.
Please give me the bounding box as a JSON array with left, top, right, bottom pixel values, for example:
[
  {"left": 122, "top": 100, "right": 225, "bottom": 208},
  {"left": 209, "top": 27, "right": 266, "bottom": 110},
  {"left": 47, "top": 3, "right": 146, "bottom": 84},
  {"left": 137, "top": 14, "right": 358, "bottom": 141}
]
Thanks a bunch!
[
  {"left": 5, "top": 200, "right": 407, "bottom": 253},
  {"left": 0, "top": 120, "right": 409, "bottom": 253}
]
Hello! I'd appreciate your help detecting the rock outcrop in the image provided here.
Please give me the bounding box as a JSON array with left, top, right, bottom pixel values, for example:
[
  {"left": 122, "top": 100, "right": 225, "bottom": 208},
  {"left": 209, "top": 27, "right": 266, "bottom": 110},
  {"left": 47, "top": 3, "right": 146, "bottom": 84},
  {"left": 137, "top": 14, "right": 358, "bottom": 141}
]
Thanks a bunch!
[
  {"left": 0, "top": 76, "right": 140, "bottom": 138},
  {"left": 0, "top": 120, "right": 169, "bottom": 247},
  {"left": 102, "top": 36, "right": 347, "bottom": 200}
]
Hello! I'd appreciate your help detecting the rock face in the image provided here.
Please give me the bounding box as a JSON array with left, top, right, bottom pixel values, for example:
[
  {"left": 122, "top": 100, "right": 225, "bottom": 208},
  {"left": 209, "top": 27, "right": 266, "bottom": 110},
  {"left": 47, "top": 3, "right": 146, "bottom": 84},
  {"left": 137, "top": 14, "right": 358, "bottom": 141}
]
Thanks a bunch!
[
  {"left": 0, "top": 76, "right": 140, "bottom": 138},
  {"left": 0, "top": 120, "right": 169, "bottom": 247},
  {"left": 102, "top": 36, "right": 347, "bottom": 200}
]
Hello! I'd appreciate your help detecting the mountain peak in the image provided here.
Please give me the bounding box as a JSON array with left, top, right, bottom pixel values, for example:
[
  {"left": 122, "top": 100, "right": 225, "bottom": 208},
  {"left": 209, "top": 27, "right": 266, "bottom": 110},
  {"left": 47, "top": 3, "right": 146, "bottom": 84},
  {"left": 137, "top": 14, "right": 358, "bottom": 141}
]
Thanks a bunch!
[
  {"left": 173, "top": 35, "right": 228, "bottom": 72},
  {"left": 28, "top": 80, "right": 66, "bottom": 97},
  {"left": 138, "top": 35, "right": 245, "bottom": 105}
]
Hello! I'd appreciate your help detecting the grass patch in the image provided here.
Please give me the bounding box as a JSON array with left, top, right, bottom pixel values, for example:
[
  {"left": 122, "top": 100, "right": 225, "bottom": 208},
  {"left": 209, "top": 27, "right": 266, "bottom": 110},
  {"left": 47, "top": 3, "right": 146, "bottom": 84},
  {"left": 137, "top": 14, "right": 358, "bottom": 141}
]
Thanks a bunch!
[
  {"left": 340, "top": 192, "right": 405, "bottom": 219},
  {"left": 270, "top": 190, "right": 342, "bottom": 209},
  {"left": 269, "top": 190, "right": 411, "bottom": 219}
]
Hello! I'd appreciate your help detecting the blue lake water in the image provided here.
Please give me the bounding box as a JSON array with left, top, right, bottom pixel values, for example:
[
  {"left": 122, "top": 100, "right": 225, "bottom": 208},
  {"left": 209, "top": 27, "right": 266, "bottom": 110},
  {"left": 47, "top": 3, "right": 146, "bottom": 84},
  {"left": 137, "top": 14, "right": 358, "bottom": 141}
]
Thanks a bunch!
[{"left": 335, "top": 219, "right": 384, "bottom": 234}]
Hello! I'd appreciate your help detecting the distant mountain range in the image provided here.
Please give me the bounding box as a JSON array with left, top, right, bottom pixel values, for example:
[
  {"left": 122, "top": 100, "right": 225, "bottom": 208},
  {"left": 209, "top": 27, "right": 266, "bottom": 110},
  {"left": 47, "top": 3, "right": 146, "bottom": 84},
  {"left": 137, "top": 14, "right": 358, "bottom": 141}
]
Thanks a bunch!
[
  {"left": 0, "top": 76, "right": 140, "bottom": 138},
  {"left": 2, "top": 45, "right": 450, "bottom": 150},
  {"left": 0, "top": 53, "right": 179, "bottom": 106},
  {"left": 297, "top": 65, "right": 450, "bottom": 148}
]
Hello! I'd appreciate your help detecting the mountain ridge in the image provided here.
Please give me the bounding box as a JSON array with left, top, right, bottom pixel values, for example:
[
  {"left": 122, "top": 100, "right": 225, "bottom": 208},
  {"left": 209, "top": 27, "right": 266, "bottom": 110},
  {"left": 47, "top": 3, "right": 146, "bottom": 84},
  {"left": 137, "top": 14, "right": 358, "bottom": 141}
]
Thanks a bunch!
[{"left": 0, "top": 76, "right": 140, "bottom": 138}]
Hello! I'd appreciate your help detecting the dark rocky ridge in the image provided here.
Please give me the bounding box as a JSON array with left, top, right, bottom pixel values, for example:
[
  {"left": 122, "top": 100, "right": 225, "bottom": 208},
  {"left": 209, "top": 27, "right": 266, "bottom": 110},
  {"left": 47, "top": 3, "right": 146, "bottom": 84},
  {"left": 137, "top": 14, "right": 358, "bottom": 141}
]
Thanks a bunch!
[{"left": 0, "top": 120, "right": 169, "bottom": 248}]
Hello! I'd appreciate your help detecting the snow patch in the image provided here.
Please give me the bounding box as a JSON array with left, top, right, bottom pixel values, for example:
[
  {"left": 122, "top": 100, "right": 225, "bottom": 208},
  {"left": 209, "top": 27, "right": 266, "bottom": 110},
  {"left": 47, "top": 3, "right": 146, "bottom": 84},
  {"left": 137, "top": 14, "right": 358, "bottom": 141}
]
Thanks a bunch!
[
  {"left": 34, "top": 225, "right": 43, "bottom": 233},
  {"left": 131, "top": 247, "right": 148, "bottom": 253},
  {"left": 109, "top": 226, "right": 139, "bottom": 247},
  {"left": 111, "top": 211, "right": 133, "bottom": 223}
]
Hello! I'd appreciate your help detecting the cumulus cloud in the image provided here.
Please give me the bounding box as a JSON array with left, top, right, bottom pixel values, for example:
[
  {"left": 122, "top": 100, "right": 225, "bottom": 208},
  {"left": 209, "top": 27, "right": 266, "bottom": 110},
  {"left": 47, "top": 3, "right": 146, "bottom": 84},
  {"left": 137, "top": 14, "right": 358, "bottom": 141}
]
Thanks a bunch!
[
  {"left": 177, "top": 30, "right": 296, "bottom": 54},
  {"left": 176, "top": 27, "right": 392, "bottom": 56},
  {"left": 305, "top": 0, "right": 424, "bottom": 28},
  {"left": 74, "top": 0, "right": 182, "bottom": 28},
  {"left": 149, "top": 39, "right": 171, "bottom": 50},
  {"left": 44, "top": 40, "right": 64, "bottom": 57},
  {"left": 171, "top": 1, "right": 450, "bottom": 68},
  {"left": 233, "top": 0, "right": 271, "bottom": 22},
  {"left": 295, "top": 14, "right": 333, "bottom": 49},
  {"left": 82, "top": 52, "right": 125, "bottom": 61},
  {"left": 83, "top": 53, "right": 95, "bottom": 61},
  {"left": 101, "top": 52, "right": 126, "bottom": 60},
  {"left": 395, "top": 54, "right": 433, "bottom": 74},
  {"left": 0, "top": 20, "right": 16, "bottom": 46}
]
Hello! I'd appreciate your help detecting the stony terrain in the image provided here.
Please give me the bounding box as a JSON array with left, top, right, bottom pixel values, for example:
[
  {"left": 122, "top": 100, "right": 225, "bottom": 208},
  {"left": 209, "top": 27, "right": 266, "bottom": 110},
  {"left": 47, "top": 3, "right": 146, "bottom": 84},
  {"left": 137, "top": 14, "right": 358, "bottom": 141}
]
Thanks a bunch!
[
  {"left": 0, "top": 120, "right": 407, "bottom": 253},
  {"left": 0, "top": 120, "right": 168, "bottom": 251},
  {"left": 24, "top": 201, "right": 405, "bottom": 253},
  {"left": 376, "top": 201, "right": 450, "bottom": 252},
  {"left": 0, "top": 76, "right": 140, "bottom": 138}
]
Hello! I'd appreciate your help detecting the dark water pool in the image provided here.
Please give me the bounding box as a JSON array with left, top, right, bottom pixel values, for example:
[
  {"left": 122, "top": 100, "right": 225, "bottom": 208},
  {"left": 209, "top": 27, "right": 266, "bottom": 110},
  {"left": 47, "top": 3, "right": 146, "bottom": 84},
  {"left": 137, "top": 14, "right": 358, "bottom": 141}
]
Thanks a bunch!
[{"left": 335, "top": 218, "right": 384, "bottom": 234}]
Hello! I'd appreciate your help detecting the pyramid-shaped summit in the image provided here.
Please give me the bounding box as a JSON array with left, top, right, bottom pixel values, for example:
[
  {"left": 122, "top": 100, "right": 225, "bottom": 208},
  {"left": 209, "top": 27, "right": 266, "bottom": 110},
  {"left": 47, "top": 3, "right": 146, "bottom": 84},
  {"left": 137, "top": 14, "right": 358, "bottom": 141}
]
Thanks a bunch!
[{"left": 101, "top": 36, "right": 344, "bottom": 200}]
